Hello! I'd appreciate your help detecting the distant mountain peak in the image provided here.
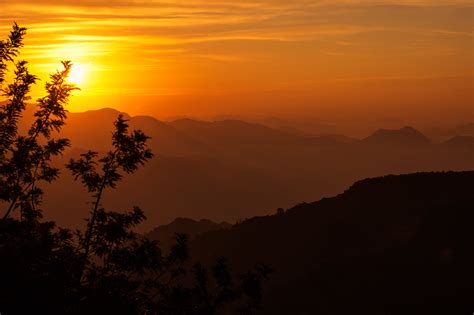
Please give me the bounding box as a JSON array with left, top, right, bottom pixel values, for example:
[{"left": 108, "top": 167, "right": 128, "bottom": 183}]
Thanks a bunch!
[
  {"left": 74, "top": 107, "right": 131, "bottom": 120},
  {"left": 362, "top": 126, "right": 431, "bottom": 145},
  {"left": 82, "top": 107, "right": 120, "bottom": 114}
]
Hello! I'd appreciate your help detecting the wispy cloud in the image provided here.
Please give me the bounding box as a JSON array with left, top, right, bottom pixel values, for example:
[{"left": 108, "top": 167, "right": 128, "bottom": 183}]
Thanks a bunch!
[{"left": 0, "top": 0, "right": 472, "bottom": 108}]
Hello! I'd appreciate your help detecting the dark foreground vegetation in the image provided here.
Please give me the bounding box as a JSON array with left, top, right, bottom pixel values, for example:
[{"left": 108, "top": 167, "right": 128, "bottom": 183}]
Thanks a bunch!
[{"left": 0, "top": 24, "right": 268, "bottom": 315}]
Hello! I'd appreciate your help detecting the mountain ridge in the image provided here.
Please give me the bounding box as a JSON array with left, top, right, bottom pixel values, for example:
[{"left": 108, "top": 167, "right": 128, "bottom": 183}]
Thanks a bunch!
[
  {"left": 147, "top": 217, "right": 231, "bottom": 250},
  {"left": 189, "top": 170, "right": 474, "bottom": 314},
  {"left": 13, "top": 107, "right": 474, "bottom": 230}
]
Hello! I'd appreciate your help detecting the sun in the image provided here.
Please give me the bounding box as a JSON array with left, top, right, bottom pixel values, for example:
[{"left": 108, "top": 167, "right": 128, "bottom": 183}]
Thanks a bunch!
[{"left": 68, "top": 63, "right": 89, "bottom": 85}]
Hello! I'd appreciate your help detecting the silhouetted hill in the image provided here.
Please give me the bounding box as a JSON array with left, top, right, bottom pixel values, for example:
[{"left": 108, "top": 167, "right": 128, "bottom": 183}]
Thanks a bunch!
[
  {"left": 147, "top": 218, "right": 231, "bottom": 250},
  {"left": 191, "top": 171, "right": 474, "bottom": 314},
  {"left": 360, "top": 126, "right": 431, "bottom": 146},
  {"left": 20, "top": 107, "right": 206, "bottom": 156},
  {"left": 65, "top": 109, "right": 207, "bottom": 156}
]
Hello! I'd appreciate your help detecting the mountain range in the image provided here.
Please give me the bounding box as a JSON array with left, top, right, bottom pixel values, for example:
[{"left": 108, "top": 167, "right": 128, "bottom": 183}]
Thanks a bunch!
[{"left": 15, "top": 107, "right": 474, "bottom": 230}]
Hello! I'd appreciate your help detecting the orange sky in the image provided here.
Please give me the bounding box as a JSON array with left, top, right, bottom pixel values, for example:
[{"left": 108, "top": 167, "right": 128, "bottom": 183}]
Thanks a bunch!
[{"left": 1, "top": 0, "right": 473, "bottom": 127}]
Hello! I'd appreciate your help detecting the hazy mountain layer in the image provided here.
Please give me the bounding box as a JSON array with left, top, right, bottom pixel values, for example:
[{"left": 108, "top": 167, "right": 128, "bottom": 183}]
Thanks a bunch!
[{"left": 18, "top": 108, "right": 473, "bottom": 230}]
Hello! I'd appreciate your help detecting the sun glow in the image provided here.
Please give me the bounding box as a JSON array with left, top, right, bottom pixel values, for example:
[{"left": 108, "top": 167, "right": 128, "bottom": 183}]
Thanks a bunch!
[{"left": 68, "top": 63, "right": 89, "bottom": 85}]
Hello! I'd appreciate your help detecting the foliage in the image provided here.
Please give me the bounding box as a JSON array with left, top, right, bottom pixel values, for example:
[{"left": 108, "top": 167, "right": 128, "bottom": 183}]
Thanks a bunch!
[
  {"left": 0, "top": 23, "right": 269, "bottom": 315},
  {"left": 0, "top": 27, "right": 74, "bottom": 220}
]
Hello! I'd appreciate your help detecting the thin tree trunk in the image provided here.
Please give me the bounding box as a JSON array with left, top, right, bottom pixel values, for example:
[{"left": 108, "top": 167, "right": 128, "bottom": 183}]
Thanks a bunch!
[{"left": 78, "top": 151, "right": 117, "bottom": 282}]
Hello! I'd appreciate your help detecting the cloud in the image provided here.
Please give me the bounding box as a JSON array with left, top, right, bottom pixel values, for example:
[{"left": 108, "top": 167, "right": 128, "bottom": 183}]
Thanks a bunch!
[{"left": 1, "top": 0, "right": 471, "bottom": 100}]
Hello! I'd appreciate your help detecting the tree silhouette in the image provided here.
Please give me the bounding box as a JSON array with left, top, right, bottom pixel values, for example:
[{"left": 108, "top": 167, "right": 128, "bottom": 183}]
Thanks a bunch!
[
  {"left": 1, "top": 22, "right": 75, "bottom": 221},
  {"left": 67, "top": 114, "right": 153, "bottom": 281},
  {"left": 0, "top": 23, "right": 269, "bottom": 315}
]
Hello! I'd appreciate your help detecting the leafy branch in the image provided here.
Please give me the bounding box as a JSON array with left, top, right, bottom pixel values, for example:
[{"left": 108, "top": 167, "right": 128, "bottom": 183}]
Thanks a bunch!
[{"left": 67, "top": 115, "right": 153, "bottom": 280}]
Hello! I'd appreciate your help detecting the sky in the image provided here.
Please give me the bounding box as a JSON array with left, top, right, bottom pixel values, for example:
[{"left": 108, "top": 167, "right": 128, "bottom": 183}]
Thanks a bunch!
[{"left": 1, "top": 0, "right": 473, "bottom": 129}]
